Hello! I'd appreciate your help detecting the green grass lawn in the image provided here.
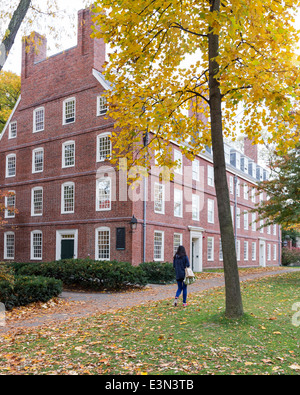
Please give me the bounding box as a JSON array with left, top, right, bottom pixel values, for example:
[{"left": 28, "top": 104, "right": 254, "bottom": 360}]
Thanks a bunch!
[{"left": 0, "top": 271, "right": 299, "bottom": 375}]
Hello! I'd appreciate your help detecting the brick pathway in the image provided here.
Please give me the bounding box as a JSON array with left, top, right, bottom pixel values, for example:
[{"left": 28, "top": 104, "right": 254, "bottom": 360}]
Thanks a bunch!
[{"left": 0, "top": 268, "right": 298, "bottom": 333}]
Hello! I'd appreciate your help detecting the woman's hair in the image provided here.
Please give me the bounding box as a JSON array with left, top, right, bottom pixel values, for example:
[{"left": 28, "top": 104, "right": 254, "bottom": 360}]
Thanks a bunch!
[{"left": 175, "top": 245, "right": 186, "bottom": 258}]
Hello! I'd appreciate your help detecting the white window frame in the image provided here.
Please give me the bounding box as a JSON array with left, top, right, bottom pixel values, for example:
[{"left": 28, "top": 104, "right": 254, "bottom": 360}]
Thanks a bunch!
[
  {"left": 267, "top": 244, "right": 271, "bottom": 261},
  {"left": 96, "top": 178, "right": 112, "bottom": 211},
  {"left": 32, "top": 148, "right": 44, "bottom": 174},
  {"left": 154, "top": 230, "right": 164, "bottom": 261},
  {"left": 244, "top": 241, "right": 249, "bottom": 261},
  {"left": 219, "top": 238, "right": 223, "bottom": 261},
  {"left": 95, "top": 227, "right": 110, "bottom": 261},
  {"left": 62, "top": 140, "right": 75, "bottom": 168},
  {"left": 207, "top": 237, "right": 214, "bottom": 261},
  {"left": 4, "top": 232, "right": 15, "bottom": 260},
  {"left": 9, "top": 121, "right": 17, "bottom": 139},
  {"left": 207, "top": 165, "right": 214, "bottom": 187},
  {"left": 31, "top": 187, "right": 43, "bottom": 217},
  {"left": 251, "top": 187, "right": 256, "bottom": 203},
  {"left": 97, "top": 132, "right": 111, "bottom": 162},
  {"left": 192, "top": 160, "right": 199, "bottom": 181},
  {"left": 30, "top": 230, "right": 43, "bottom": 260},
  {"left": 229, "top": 176, "right": 234, "bottom": 194},
  {"left": 174, "top": 188, "right": 183, "bottom": 218},
  {"left": 244, "top": 211, "right": 248, "bottom": 230},
  {"left": 174, "top": 150, "right": 183, "bottom": 175},
  {"left": 192, "top": 194, "right": 200, "bottom": 221},
  {"left": 251, "top": 213, "right": 256, "bottom": 231},
  {"left": 173, "top": 233, "right": 183, "bottom": 256},
  {"left": 33, "top": 107, "right": 45, "bottom": 133},
  {"left": 154, "top": 182, "right": 165, "bottom": 214},
  {"left": 236, "top": 239, "right": 241, "bottom": 261},
  {"left": 61, "top": 182, "right": 75, "bottom": 214},
  {"left": 273, "top": 244, "right": 277, "bottom": 261},
  {"left": 63, "top": 97, "right": 76, "bottom": 125},
  {"left": 97, "top": 95, "right": 108, "bottom": 116},
  {"left": 244, "top": 184, "right": 248, "bottom": 200},
  {"left": 6, "top": 154, "right": 16, "bottom": 178},
  {"left": 236, "top": 179, "right": 240, "bottom": 197},
  {"left": 207, "top": 198, "right": 214, "bottom": 224},
  {"left": 237, "top": 207, "right": 241, "bottom": 229},
  {"left": 5, "top": 191, "right": 16, "bottom": 219},
  {"left": 252, "top": 242, "right": 256, "bottom": 261}
]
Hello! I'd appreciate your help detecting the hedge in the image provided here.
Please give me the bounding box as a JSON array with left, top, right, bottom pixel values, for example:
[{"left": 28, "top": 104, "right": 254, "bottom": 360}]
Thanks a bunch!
[
  {"left": 12, "top": 259, "right": 148, "bottom": 290},
  {"left": 11, "top": 259, "right": 176, "bottom": 289},
  {"left": 0, "top": 275, "right": 63, "bottom": 311},
  {"left": 282, "top": 247, "right": 300, "bottom": 266}
]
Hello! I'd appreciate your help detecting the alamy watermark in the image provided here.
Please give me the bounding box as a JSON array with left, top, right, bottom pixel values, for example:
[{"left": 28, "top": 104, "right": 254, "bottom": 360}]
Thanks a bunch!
[
  {"left": 0, "top": 303, "right": 5, "bottom": 327},
  {"left": 292, "top": 302, "right": 300, "bottom": 328}
]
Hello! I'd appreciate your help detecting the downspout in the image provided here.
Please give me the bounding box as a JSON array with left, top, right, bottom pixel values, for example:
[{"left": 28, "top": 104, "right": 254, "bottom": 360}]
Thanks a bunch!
[
  {"left": 234, "top": 174, "right": 238, "bottom": 248},
  {"left": 143, "top": 131, "right": 149, "bottom": 263}
]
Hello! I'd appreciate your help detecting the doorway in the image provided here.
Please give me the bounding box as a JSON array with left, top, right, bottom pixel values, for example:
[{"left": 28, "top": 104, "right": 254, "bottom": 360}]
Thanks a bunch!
[
  {"left": 259, "top": 240, "right": 266, "bottom": 267},
  {"left": 56, "top": 230, "right": 78, "bottom": 260},
  {"left": 189, "top": 226, "right": 204, "bottom": 272}
]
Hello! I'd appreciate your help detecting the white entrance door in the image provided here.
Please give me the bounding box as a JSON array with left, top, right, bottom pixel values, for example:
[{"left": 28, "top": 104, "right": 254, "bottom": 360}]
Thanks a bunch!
[
  {"left": 259, "top": 241, "right": 266, "bottom": 267},
  {"left": 189, "top": 227, "right": 204, "bottom": 272}
]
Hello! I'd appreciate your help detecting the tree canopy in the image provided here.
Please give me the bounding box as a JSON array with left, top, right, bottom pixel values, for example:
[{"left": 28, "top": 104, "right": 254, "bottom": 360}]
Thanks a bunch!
[
  {"left": 92, "top": 0, "right": 300, "bottom": 167},
  {"left": 257, "top": 146, "right": 300, "bottom": 231},
  {"left": 0, "top": 71, "right": 21, "bottom": 133}
]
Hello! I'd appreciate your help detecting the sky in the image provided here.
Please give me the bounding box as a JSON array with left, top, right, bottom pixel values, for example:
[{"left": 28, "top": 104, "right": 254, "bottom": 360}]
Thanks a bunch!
[{"left": 3, "top": 0, "right": 90, "bottom": 75}]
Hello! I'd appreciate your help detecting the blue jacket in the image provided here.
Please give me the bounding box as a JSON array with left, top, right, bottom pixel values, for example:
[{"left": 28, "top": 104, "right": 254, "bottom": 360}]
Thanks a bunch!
[{"left": 173, "top": 254, "right": 190, "bottom": 280}]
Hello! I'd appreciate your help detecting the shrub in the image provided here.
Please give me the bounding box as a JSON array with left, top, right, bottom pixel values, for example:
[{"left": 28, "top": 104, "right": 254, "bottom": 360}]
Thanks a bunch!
[
  {"left": 139, "top": 261, "right": 176, "bottom": 284},
  {"left": 0, "top": 275, "right": 62, "bottom": 310},
  {"left": 0, "top": 262, "right": 15, "bottom": 284},
  {"left": 282, "top": 247, "right": 300, "bottom": 266},
  {"left": 12, "top": 259, "right": 148, "bottom": 290}
]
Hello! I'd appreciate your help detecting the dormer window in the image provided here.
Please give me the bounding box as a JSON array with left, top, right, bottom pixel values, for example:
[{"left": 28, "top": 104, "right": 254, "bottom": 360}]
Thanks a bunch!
[{"left": 97, "top": 96, "right": 108, "bottom": 116}]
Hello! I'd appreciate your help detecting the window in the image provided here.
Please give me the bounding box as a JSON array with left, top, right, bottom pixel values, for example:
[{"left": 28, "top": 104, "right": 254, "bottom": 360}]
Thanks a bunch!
[
  {"left": 31, "top": 187, "right": 43, "bottom": 216},
  {"left": 32, "top": 148, "right": 44, "bottom": 173},
  {"left": 96, "top": 178, "right": 111, "bottom": 211},
  {"left": 5, "top": 191, "right": 16, "bottom": 219},
  {"left": 236, "top": 239, "right": 240, "bottom": 261},
  {"left": 192, "top": 160, "right": 199, "bottom": 181},
  {"left": 267, "top": 244, "right": 271, "bottom": 261},
  {"left": 9, "top": 121, "right": 17, "bottom": 139},
  {"left": 116, "top": 228, "right": 126, "bottom": 250},
  {"left": 244, "top": 241, "right": 249, "bottom": 261},
  {"left": 244, "top": 211, "right": 248, "bottom": 230},
  {"left": 252, "top": 242, "right": 256, "bottom": 261},
  {"left": 62, "top": 141, "right": 75, "bottom": 168},
  {"left": 267, "top": 225, "right": 271, "bottom": 235},
  {"left": 31, "top": 231, "right": 42, "bottom": 260},
  {"left": 63, "top": 97, "right": 75, "bottom": 124},
  {"left": 97, "top": 133, "right": 111, "bottom": 162},
  {"left": 251, "top": 187, "right": 256, "bottom": 203},
  {"left": 207, "top": 199, "right": 214, "bottom": 224},
  {"left": 154, "top": 231, "right": 164, "bottom": 261},
  {"left": 97, "top": 95, "right": 108, "bottom": 116},
  {"left": 174, "top": 188, "right": 183, "bottom": 217},
  {"left": 4, "top": 232, "right": 15, "bottom": 260},
  {"left": 237, "top": 207, "right": 240, "bottom": 229},
  {"left": 273, "top": 224, "right": 277, "bottom": 236},
  {"left": 260, "top": 220, "right": 264, "bottom": 233},
  {"left": 173, "top": 233, "right": 182, "bottom": 256},
  {"left": 61, "top": 182, "right": 75, "bottom": 214},
  {"left": 6, "top": 154, "right": 16, "bottom": 178},
  {"left": 229, "top": 176, "right": 234, "bottom": 194},
  {"left": 207, "top": 165, "right": 214, "bottom": 186},
  {"left": 219, "top": 239, "right": 223, "bottom": 261},
  {"left": 244, "top": 184, "right": 248, "bottom": 200},
  {"left": 207, "top": 237, "right": 214, "bottom": 261},
  {"left": 192, "top": 194, "right": 200, "bottom": 221},
  {"left": 273, "top": 244, "right": 277, "bottom": 261},
  {"left": 95, "top": 227, "right": 110, "bottom": 260},
  {"left": 251, "top": 213, "right": 256, "bottom": 231},
  {"left": 33, "top": 107, "right": 45, "bottom": 132},
  {"left": 174, "top": 150, "right": 183, "bottom": 175},
  {"left": 154, "top": 183, "right": 165, "bottom": 214},
  {"left": 236, "top": 179, "right": 240, "bottom": 197}
]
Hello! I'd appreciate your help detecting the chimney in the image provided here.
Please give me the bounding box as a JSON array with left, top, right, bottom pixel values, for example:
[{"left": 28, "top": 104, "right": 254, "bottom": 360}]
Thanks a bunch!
[
  {"left": 77, "top": 8, "right": 106, "bottom": 72},
  {"left": 22, "top": 32, "right": 47, "bottom": 80},
  {"left": 244, "top": 137, "right": 258, "bottom": 163}
]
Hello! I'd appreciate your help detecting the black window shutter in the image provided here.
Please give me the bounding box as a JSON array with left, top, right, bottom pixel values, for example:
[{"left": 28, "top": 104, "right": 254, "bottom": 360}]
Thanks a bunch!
[{"left": 116, "top": 228, "right": 126, "bottom": 250}]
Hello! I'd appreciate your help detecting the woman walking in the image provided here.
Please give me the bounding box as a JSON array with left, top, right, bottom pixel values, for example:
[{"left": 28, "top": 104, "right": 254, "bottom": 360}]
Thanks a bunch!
[{"left": 173, "top": 245, "right": 190, "bottom": 307}]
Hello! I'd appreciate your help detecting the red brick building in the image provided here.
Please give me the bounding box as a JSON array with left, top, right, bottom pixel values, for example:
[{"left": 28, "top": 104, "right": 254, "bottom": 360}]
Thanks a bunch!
[{"left": 0, "top": 9, "right": 281, "bottom": 270}]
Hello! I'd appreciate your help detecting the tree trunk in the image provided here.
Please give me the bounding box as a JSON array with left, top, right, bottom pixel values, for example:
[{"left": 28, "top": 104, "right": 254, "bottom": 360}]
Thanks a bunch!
[
  {"left": 208, "top": 0, "right": 244, "bottom": 318},
  {"left": 0, "top": 0, "right": 31, "bottom": 71}
]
